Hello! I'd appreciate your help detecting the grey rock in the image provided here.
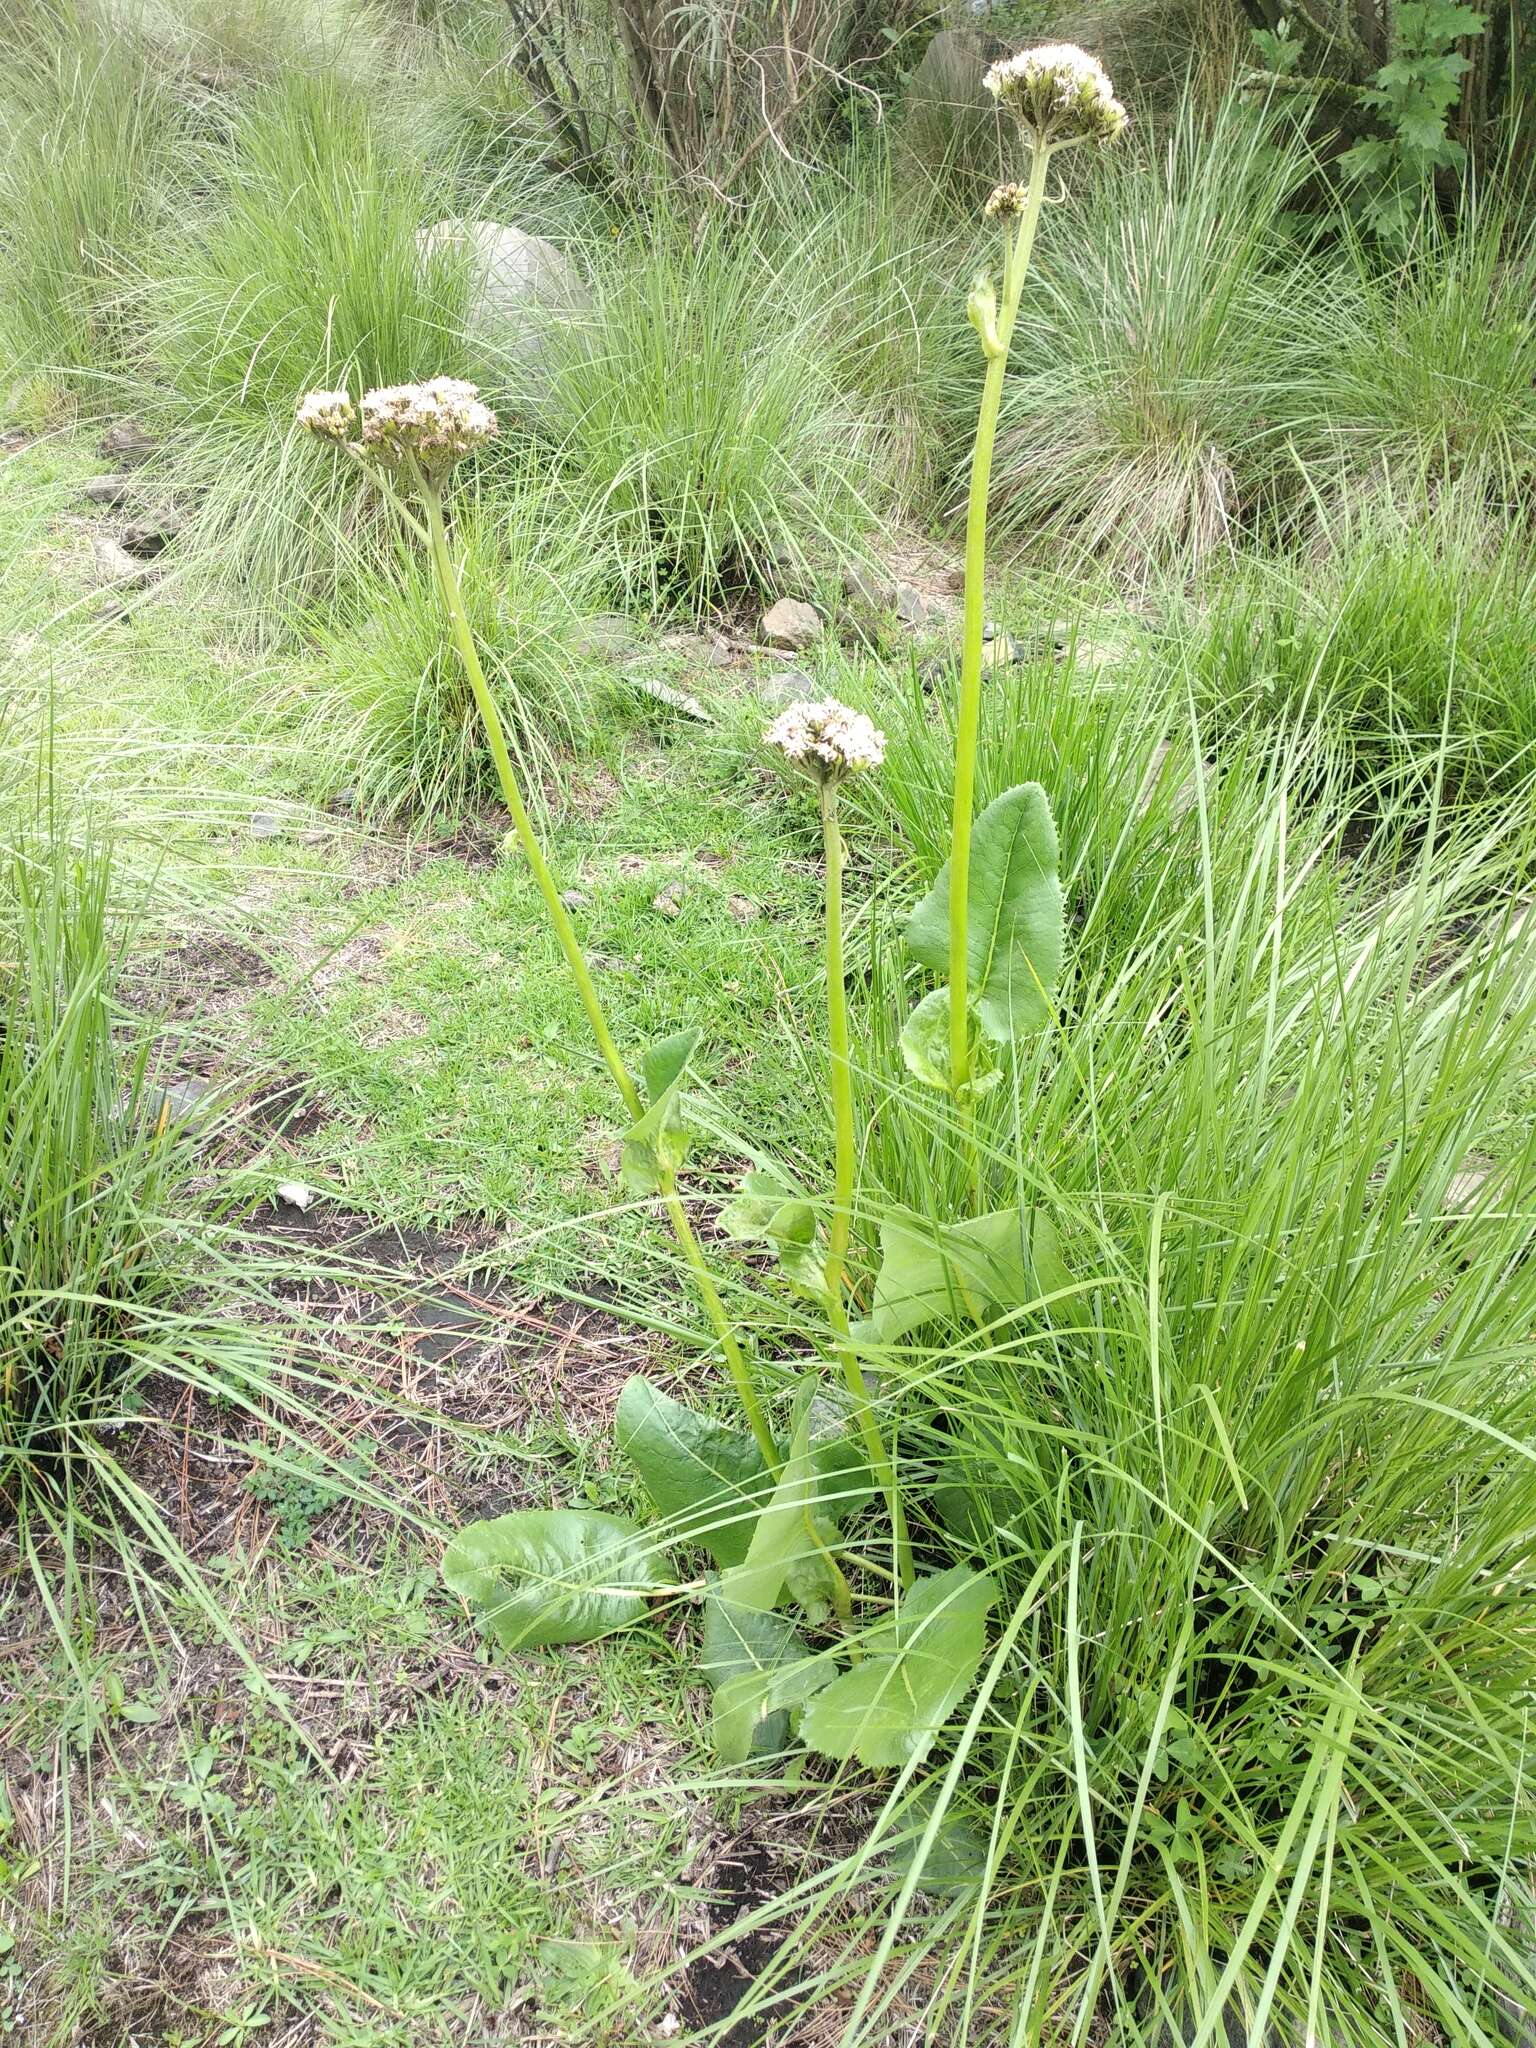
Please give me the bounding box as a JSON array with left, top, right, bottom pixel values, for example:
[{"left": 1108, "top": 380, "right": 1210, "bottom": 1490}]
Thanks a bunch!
[
  {"left": 842, "top": 560, "right": 896, "bottom": 612},
  {"left": 80, "top": 474, "right": 133, "bottom": 508},
  {"left": 89, "top": 533, "right": 156, "bottom": 589},
  {"left": 760, "top": 597, "right": 822, "bottom": 652},
  {"left": 981, "top": 631, "right": 1023, "bottom": 668},
  {"left": 894, "top": 582, "right": 932, "bottom": 629},
  {"left": 627, "top": 675, "right": 711, "bottom": 722},
  {"left": 570, "top": 612, "right": 641, "bottom": 663},
  {"left": 900, "top": 28, "right": 1011, "bottom": 200},
  {"left": 249, "top": 810, "right": 284, "bottom": 840},
  {"left": 98, "top": 418, "right": 156, "bottom": 466},
  {"left": 154, "top": 1074, "right": 218, "bottom": 1127},
  {"left": 120, "top": 508, "right": 185, "bottom": 556},
  {"left": 756, "top": 665, "right": 815, "bottom": 712},
  {"left": 559, "top": 888, "right": 590, "bottom": 910},
  {"left": 418, "top": 218, "right": 585, "bottom": 365}
]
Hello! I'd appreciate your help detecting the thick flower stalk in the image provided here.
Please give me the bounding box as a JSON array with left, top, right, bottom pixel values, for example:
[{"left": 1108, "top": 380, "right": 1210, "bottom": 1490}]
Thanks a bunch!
[
  {"left": 947, "top": 47, "right": 1125, "bottom": 1125},
  {"left": 298, "top": 378, "right": 775, "bottom": 1468},
  {"left": 766, "top": 700, "right": 911, "bottom": 1588}
]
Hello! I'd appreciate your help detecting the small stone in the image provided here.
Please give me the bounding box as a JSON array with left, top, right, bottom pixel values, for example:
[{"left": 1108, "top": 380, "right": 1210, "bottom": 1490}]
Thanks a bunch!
[
  {"left": 981, "top": 632, "right": 1023, "bottom": 669},
  {"left": 274, "top": 1180, "right": 318, "bottom": 1211},
  {"left": 894, "top": 582, "right": 931, "bottom": 629},
  {"left": 89, "top": 533, "right": 155, "bottom": 588},
  {"left": 842, "top": 560, "right": 896, "bottom": 611},
  {"left": 942, "top": 566, "right": 966, "bottom": 594},
  {"left": 98, "top": 418, "right": 156, "bottom": 466},
  {"left": 80, "top": 474, "right": 133, "bottom": 507},
  {"left": 760, "top": 597, "right": 822, "bottom": 652},
  {"left": 249, "top": 811, "right": 283, "bottom": 840},
  {"left": 756, "top": 665, "right": 816, "bottom": 713},
  {"left": 651, "top": 880, "right": 685, "bottom": 918},
  {"left": 627, "top": 676, "right": 711, "bottom": 722},
  {"left": 570, "top": 613, "right": 640, "bottom": 662},
  {"left": 120, "top": 508, "right": 184, "bottom": 557},
  {"left": 559, "top": 888, "right": 589, "bottom": 910},
  {"left": 728, "top": 895, "right": 762, "bottom": 922},
  {"left": 1445, "top": 1162, "right": 1494, "bottom": 1213},
  {"left": 331, "top": 785, "right": 357, "bottom": 812},
  {"left": 155, "top": 1074, "right": 216, "bottom": 1126}
]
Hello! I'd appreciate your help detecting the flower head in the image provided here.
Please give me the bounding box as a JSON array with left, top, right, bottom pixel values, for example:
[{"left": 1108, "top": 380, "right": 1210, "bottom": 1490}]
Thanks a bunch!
[
  {"left": 984, "top": 181, "right": 1028, "bottom": 220},
  {"left": 983, "top": 44, "right": 1127, "bottom": 147},
  {"left": 359, "top": 376, "right": 499, "bottom": 473},
  {"left": 295, "top": 387, "right": 356, "bottom": 444},
  {"left": 764, "top": 698, "right": 885, "bottom": 784}
]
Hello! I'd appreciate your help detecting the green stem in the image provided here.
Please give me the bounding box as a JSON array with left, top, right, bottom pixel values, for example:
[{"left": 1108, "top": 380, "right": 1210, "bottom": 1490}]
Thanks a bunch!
[
  {"left": 421, "top": 483, "right": 777, "bottom": 1469},
  {"left": 422, "top": 486, "right": 641, "bottom": 1121},
  {"left": 819, "top": 780, "right": 912, "bottom": 1591},
  {"left": 947, "top": 143, "right": 1053, "bottom": 1153}
]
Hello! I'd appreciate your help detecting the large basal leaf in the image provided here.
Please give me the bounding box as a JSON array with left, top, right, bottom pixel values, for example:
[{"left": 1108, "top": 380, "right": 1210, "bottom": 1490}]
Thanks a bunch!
[
  {"left": 621, "top": 1027, "right": 701, "bottom": 1196},
  {"left": 851, "top": 1206, "right": 1067, "bottom": 1347},
  {"left": 717, "top": 1392, "right": 822, "bottom": 1620},
  {"left": 700, "top": 1588, "right": 828, "bottom": 1762},
  {"left": 904, "top": 783, "right": 1064, "bottom": 1042},
  {"left": 799, "top": 1566, "right": 998, "bottom": 1769},
  {"left": 442, "top": 1508, "right": 674, "bottom": 1651},
  {"left": 616, "top": 1375, "right": 772, "bottom": 1569}
]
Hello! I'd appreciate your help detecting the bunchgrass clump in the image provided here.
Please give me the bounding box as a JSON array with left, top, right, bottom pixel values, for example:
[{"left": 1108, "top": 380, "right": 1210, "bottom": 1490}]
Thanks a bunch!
[
  {"left": 134, "top": 67, "right": 477, "bottom": 619},
  {"left": 296, "top": 475, "right": 609, "bottom": 821},
  {"left": 984, "top": 90, "right": 1321, "bottom": 575},
  {"left": 1190, "top": 496, "right": 1536, "bottom": 798}
]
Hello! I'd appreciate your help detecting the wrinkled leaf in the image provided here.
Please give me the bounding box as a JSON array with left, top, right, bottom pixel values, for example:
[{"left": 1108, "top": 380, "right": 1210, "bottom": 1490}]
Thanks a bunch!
[
  {"left": 852, "top": 1207, "right": 1066, "bottom": 1347},
  {"left": 800, "top": 1566, "right": 997, "bottom": 1768},
  {"left": 719, "top": 1165, "right": 827, "bottom": 1298},
  {"left": 615, "top": 1376, "right": 771, "bottom": 1568},
  {"left": 621, "top": 1027, "right": 701, "bottom": 1196},
  {"left": 442, "top": 1508, "right": 673, "bottom": 1650},
  {"left": 904, "top": 783, "right": 1063, "bottom": 1041},
  {"left": 878, "top": 1782, "right": 991, "bottom": 1897},
  {"left": 898, "top": 985, "right": 1002, "bottom": 1099},
  {"left": 700, "top": 1589, "right": 826, "bottom": 1761}
]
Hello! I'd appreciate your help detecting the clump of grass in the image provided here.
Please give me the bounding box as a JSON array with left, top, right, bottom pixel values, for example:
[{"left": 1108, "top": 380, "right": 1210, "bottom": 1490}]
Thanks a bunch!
[
  {"left": 1307, "top": 193, "right": 1536, "bottom": 517},
  {"left": 1190, "top": 495, "right": 1536, "bottom": 797},
  {"left": 544, "top": 199, "right": 892, "bottom": 609},
  {"left": 982, "top": 91, "right": 1321, "bottom": 578},
  {"left": 295, "top": 475, "right": 609, "bottom": 821},
  {"left": 0, "top": 10, "right": 185, "bottom": 410},
  {"left": 134, "top": 66, "right": 477, "bottom": 620},
  {"left": 722, "top": 679, "right": 1536, "bottom": 2044}
]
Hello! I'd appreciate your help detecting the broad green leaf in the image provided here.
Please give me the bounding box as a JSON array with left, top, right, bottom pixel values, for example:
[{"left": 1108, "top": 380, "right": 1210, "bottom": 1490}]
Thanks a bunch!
[
  {"left": 718, "top": 1393, "right": 821, "bottom": 1619},
  {"left": 615, "top": 1375, "right": 771, "bottom": 1568},
  {"left": 904, "top": 783, "right": 1064, "bottom": 1041},
  {"left": 799, "top": 1566, "right": 998, "bottom": 1768},
  {"left": 898, "top": 985, "right": 1001, "bottom": 1099},
  {"left": 851, "top": 1206, "right": 1067, "bottom": 1347},
  {"left": 621, "top": 1027, "right": 701, "bottom": 1195},
  {"left": 700, "top": 1589, "right": 826, "bottom": 1760},
  {"left": 879, "top": 1782, "right": 991, "bottom": 1897},
  {"left": 442, "top": 1508, "right": 673, "bottom": 1650},
  {"left": 719, "top": 1165, "right": 827, "bottom": 1298}
]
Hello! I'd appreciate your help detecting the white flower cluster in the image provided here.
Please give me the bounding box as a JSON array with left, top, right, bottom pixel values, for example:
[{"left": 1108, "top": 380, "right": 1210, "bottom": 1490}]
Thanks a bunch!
[
  {"left": 764, "top": 698, "right": 885, "bottom": 782},
  {"left": 360, "top": 377, "right": 499, "bottom": 469},
  {"left": 983, "top": 43, "right": 1127, "bottom": 146},
  {"left": 295, "top": 388, "right": 355, "bottom": 443}
]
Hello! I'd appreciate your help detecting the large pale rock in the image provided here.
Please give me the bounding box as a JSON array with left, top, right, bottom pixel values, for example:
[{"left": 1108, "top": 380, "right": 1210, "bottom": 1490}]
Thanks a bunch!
[
  {"left": 900, "top": 29, "right": 1010, "bottom": 200},
  {"left": 760, "top": 598, "right": 822, "bottom": 652},
  {"left": 418, "top": 219, "right": 585, "bottom": 365}
]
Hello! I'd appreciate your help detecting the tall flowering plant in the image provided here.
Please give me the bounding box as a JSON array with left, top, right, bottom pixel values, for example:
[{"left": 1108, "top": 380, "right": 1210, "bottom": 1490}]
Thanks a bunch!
[{"left": 308, "top": 40, "right": 1124, "bottom": 1783}]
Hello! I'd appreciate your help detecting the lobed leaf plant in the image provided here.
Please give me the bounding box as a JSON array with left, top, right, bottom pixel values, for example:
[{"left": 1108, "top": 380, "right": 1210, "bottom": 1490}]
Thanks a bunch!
[{"left": 292, "top": 42, "right": 1128, "bottom": 1776}]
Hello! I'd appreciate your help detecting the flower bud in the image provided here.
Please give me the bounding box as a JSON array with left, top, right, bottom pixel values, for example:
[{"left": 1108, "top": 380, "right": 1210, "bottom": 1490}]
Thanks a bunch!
[{"left": 983, "top": 43, "right": 1127, "bottom": 148}]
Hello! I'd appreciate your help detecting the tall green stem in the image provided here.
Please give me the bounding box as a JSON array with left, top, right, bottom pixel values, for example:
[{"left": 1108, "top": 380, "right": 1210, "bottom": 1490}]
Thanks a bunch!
[
  {"left": 947, "top": 143, "right": 1053, "bottom": 1137},
  {"left": 421, "top": 486, "right": 777, "bottom": 1469},
  {"left": 422, "top": 487, "right": 641, "bottom": 1122},
  {"left": 819, "top": 780, "right": 912, "bottom": 1590}
]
